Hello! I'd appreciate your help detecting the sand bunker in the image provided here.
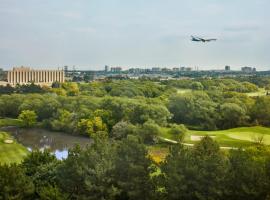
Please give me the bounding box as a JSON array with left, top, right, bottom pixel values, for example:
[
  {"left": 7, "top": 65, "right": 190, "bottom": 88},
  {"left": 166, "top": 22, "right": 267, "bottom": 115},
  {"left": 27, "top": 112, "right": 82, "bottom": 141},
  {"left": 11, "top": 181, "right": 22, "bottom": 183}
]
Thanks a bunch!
[
  {"left": 190, "top": 135, "right": 216, "bottom": 141},
  {"left": 4, "top": 139, "right": 14, "bottom": 144}
]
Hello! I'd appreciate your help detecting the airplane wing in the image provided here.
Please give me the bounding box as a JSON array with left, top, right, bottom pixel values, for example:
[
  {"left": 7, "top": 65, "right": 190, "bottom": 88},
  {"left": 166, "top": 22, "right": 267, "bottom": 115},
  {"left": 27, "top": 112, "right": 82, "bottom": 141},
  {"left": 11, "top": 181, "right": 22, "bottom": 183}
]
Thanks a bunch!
[
  {"left": 205, "top": 39, "right": 217, "bottom": 42},
  {"left": 191, "top": 36, "right": 201, "bottom": 39},
  {"left": 196, "top": 37, "right": 205, "bottom": 40}
]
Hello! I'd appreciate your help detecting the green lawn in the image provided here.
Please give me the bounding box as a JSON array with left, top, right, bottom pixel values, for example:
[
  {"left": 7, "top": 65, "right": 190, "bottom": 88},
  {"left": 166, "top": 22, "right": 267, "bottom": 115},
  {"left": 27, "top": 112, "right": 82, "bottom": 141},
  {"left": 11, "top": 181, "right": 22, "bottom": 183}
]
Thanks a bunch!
[
  {"left": 0, "top": 118, "right": 22, "bottom": 127},
  {"left": 186, "top": 126, "right": 270, "bottom": 147},
  {"left": 246, "top": 88, "right": 267, "bottom": 97},
  {"left": 0, "top": 131, "right": 29, "bottom": 165},
  {"left": 176, "top": 89, "right": 192, "bottom": 94},
  {"left": 159, "top": 126, "right": 270, "bottom": 148}
]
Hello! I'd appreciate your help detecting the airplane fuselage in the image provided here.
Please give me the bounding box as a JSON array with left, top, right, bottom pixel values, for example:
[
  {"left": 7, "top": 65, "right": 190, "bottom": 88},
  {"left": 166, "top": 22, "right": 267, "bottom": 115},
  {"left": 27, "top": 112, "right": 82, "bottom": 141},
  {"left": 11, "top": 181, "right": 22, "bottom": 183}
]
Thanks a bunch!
[{"left": 191, "top": 36, "right": 216, "bottom": 42}]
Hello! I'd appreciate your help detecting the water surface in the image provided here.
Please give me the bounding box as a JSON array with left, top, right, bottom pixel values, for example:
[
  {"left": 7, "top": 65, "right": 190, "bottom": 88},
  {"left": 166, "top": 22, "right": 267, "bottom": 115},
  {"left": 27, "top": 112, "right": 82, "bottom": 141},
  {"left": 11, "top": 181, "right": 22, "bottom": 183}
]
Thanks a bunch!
[{"left": 1, "top": 127, "right": 92, "bottom": 160}]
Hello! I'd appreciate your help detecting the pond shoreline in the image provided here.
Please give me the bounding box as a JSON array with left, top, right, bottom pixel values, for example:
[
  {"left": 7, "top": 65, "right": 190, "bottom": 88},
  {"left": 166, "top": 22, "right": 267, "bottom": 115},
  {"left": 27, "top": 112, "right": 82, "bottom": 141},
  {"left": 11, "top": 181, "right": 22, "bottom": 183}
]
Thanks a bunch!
[{"left": 0, "top": 126, "right": 92, "bottom": 160}]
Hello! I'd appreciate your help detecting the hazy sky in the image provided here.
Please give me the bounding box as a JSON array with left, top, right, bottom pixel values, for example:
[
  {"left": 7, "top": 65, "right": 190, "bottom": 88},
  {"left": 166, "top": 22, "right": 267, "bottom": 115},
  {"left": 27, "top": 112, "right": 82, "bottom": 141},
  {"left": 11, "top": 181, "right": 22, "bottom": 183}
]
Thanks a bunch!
[{"left": 0, "top": 0, "right": 269, "bottom": 70}]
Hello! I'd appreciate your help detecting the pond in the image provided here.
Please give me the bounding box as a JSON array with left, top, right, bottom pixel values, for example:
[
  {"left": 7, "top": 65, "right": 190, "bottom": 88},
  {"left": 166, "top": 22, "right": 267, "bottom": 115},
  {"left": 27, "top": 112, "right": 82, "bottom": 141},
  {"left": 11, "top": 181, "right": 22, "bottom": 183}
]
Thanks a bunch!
[{"left": 1, "top": 127, "right": 92, "bottom": 160}]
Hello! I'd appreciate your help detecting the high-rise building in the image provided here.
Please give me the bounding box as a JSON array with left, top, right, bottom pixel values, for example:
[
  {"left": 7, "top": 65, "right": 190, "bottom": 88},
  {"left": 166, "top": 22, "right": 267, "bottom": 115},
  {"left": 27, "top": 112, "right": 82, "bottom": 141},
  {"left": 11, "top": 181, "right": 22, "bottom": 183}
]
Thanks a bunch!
[
  {"left": 7, "top": 66, "right": 65, "bottom": 85},
  {"left": 111, "top": 67, "right": 122, "bottom": 73},
  {"left": 64, "top": 66, "right": 68, "bottom": 73},
  {"left": 225, "top": 66, "right": 230, "bottom": 71},
  {"left": 105, "top": 65, "right": 110, "bottom": 72},
  {"left": 152, "top": 67, "right": 161, "bottom": 72},
  {"left": 241, "top": 66, "right": 255, "bottom": 73}
]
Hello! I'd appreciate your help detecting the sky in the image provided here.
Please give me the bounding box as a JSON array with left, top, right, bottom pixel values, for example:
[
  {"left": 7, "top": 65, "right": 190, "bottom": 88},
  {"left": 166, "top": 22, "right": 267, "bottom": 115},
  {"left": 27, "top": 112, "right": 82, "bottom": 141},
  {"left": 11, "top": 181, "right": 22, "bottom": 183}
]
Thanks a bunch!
[{"left": 0, "top": 0, "right": 270, "bottom": 71}]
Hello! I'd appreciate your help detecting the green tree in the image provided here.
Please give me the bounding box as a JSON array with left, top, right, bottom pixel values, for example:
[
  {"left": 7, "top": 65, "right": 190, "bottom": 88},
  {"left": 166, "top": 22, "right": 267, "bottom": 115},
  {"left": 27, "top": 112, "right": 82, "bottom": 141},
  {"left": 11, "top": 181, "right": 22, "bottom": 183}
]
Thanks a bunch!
[
  {"left": 139, "top": 120, "right": 161, "bottom": 144},
  {"left": 191, "top": 81, "right": 204, "bottom": 90},
  {"left": 77, "top": 117, "right": 108, "bottom": 139},
  {"left": 0, "top": 164, "right": 34, "bottom": 199},
  {"left": 18, "top": 110, "right": 37, "bottom": 127},
  {"left": 225, "top": 147, "right": 270, "bottom": 200},
  {"left": 114, "top": 135, "right": 155, "bottom": 200},
  {"left": 111, "top": 121, "right": 137, "bottom": 140},
  {"left": 51, "top": 109, "right": 75, "bottom": 133},
  {"left": 251, "top": 96, "right": 270, "bottom": 126},
  {"left": 61, "top": 82, "right": 79, "bottom": 96},
  {"left": 21, "top": 151, "right": 61, "bottom": 199},
  {"left": 219, "top": 103, "right": 249, "bottom": 129},
  {"left": 168, "top": 124, "right": 187, "bottom": 140},
  {"left": 168, "top": 92, "right": 218, "bottom": 130},
  {"left": 56, "top": 142, "right": 118, "bottom": 199},
  {"left": 160, "top": 136, "right": 228, "bottom": 200}
]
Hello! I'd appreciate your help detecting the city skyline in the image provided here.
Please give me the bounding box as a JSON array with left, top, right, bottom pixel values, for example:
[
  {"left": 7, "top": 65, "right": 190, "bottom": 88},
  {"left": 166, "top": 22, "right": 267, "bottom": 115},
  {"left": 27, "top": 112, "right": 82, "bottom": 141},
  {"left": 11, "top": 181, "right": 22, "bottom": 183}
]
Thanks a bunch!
[{"left": 0, "top": 0, "right": 270, "bottom": 70}]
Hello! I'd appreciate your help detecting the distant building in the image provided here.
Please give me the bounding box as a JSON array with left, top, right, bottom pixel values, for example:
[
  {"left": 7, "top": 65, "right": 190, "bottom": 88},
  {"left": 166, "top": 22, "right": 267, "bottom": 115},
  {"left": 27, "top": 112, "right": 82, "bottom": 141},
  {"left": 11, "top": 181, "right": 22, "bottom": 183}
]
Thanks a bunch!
[
  {"left": 180, "top": 67, "right": 192, "bottom": 71},
  {"left": 161, "top": 68, "right": 171, "bottom": 72},
  {"left": 105, "top": 65, "right": 110, "bottom": 72},
  {"left": 129, "top": 68, "right": 145, "bottom": 74},
  {"left": 64, "top": 66, "right": 68, "bottom": 73},
  {"left": 172, "top": 68, "right": 180, "bottom": 72},
  {"left": 241, "top": 66, "right": 256, "bottom": 73},
  {"left": 7, "top": 66, "right": 65, "bottom": 85},
  {"left": 0, "top": 68, "right": 4, "bottom": 81},
  {"left": 225, "top": 66, "right": 230, "bottom": 71},
  {"left": 152, "top": 67, "right": 161, "bottom": 72},
  {"left": 111, "top": 67, "right": 122, "bottom": 73}
]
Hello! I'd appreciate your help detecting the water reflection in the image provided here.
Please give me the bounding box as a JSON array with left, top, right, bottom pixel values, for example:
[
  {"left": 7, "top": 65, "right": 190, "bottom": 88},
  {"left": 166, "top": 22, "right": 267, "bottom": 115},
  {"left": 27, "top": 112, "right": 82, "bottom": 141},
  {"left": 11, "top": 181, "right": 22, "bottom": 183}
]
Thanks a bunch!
[{"left": 1, "top": 127, "right": 92, "bottom": 160}]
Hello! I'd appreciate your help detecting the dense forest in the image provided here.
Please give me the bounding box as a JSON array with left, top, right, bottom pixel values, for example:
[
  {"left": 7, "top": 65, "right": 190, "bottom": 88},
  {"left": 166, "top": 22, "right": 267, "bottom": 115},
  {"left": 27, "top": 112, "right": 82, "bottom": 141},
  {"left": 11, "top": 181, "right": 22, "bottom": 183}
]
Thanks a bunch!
[
  {"left": 0, "top": 77, "right": 270, "bottom": 135},
  {"left": 1, "top": 137, "right": 270, "bottom": 199},
  {"left": 1, "top": 77, "right": 270, "bottom": 199}
]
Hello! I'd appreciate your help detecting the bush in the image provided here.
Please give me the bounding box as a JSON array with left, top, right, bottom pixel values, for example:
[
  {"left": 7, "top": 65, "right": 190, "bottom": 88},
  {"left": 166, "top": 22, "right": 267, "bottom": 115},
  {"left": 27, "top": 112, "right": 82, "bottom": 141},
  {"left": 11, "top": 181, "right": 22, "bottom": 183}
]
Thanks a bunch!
[
  {"left": 18, "top": 110, "right": 37, "bottom": 128},
  {"left": 169, "top": 124, "right": 187, "bottom": 135}
]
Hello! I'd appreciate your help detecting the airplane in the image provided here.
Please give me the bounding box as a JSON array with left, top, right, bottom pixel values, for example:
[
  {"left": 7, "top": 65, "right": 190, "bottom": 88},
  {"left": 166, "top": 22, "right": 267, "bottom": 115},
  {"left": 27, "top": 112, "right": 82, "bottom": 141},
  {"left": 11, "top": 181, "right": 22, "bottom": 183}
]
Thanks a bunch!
[{"left": 191, "top": 36, "right": 217, "bottom": 42}]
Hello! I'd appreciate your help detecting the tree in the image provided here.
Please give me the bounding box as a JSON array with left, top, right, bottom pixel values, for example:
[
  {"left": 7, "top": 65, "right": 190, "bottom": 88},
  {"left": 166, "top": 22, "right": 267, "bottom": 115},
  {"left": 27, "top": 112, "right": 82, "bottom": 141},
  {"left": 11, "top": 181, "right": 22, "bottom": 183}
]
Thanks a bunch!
[
  {"left": 160, "top": 137, "right": 228, "bottom": 200},
  {"left": 22, "top": 150, "right": 57, "bottom": 176},
  {"left": 168, "top": 124, "right": 187, "bottom": 140},
  {"left": 0, "top": 164, "right": 34, "bottom": 199},
  {"left": 219, "top": 103, "right": 249, "bottom": 129},
  {"left": 225, "top": 147, "right": 270, "bottom": 200},
  {"left": 114, "top": 135, "right": 155, "bottom": 200},
  {"left": 61, "top": 82, "right": 79, "bottom": 96},
  {"left": 37, "top": 185, "right": 65, "bottom": 200},
  {"left": 51, "top": 109, "right": 75, "bottom": 133},
  {"left": 168, "top": 92, "right": 218, "bottom": 130},
  {"left": 191, "top": 82, "right": 204, "bottom": 90},
  {"left": 111, "top": 121, "right": 137, "bottom": 140},
  {"left": 251, "top": 96, "right": 270, "bottom": 126},
  {"left": 56, "top": 142, "right": 118, "bottom": 199},
  {"left": 21, "top": 151, "right": 61, "bottom": 199},
  {"left": 77, "top": 117, "right": 108, "bottom": 139},
  {"left": 138, "top": 120, "right": 161, "bottom": 144},
  {"left": 18, "top": 110, "right": 37, "bottom": 127}
]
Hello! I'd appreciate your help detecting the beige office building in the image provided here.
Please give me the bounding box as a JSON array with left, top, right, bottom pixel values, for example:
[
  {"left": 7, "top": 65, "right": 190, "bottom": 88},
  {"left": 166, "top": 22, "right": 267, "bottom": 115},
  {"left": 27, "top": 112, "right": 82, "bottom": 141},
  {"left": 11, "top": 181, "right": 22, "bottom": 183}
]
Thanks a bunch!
[{"left": 7, "top": 67, "right": 65, "bottom": 85}]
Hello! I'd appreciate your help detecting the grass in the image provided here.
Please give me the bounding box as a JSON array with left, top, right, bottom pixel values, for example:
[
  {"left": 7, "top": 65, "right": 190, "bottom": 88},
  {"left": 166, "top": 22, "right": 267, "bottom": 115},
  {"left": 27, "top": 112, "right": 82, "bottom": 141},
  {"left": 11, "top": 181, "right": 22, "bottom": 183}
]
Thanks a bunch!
[
  {"left": 0, "top": 131, "right": 29, "bottom": 165},
  {"left": 176, "top": 89, "right": 192, "bottom": 94},
  {"left": 246, "top": 88, "right": 267, "bottom": 97},
  {"left": 186, "top": 126, "right": 270, "bottom": 147},
  {"left": 153, "top": 126, "right": 270, "bottom": 163},
  {"left": 0, "top": 118, "right": 22, "bottom": 127},
  {"left": 158, "top": 126, "right": 270, "bottom": 148}
]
